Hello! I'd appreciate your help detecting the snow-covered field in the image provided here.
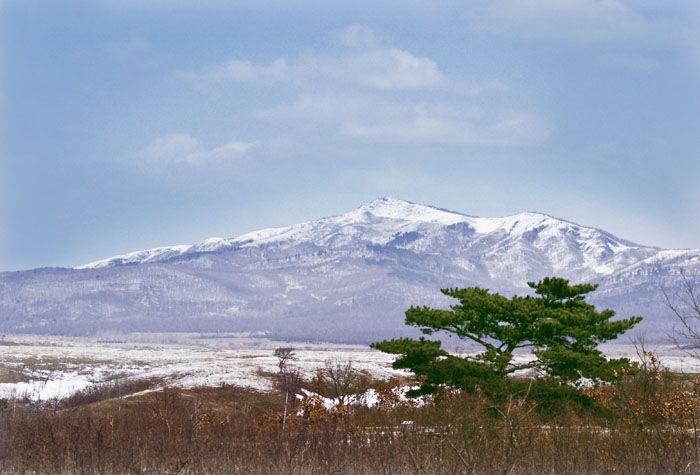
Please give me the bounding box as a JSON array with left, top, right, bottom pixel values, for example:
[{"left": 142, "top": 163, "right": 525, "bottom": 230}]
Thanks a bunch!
[
  {"left": 0, "top": 334, "right": 402, "bottom": 401},
  {"left": 1, "top": 334, "right": 698, "bottom": 402}
]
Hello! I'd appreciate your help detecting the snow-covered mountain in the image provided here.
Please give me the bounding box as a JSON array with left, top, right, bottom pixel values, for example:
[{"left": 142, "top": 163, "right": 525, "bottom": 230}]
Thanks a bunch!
[{"left": 1, "top": 197, "right": 698, "bottom": 342}]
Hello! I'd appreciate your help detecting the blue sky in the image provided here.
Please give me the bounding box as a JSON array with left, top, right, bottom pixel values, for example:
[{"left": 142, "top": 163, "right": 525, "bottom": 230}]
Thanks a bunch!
[{"left": 1, "top": 0, "right": 699, "bottom": 271}]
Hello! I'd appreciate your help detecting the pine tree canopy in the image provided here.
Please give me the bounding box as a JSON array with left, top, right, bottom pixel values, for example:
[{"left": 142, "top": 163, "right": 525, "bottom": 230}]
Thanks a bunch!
[{"left": 371, "top": 277, "right": 642, "bottom": 396}]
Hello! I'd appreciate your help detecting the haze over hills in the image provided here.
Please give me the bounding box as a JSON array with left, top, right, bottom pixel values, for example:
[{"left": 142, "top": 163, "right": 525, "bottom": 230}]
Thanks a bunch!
[{"left": 1, "top": 197, "right": 698, "bottom": 343}]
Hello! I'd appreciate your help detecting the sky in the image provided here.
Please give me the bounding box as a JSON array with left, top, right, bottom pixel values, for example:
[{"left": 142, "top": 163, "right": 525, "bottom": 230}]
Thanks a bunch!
[{"left": 1, "top": 0, "right": 699, "bottom": 271}]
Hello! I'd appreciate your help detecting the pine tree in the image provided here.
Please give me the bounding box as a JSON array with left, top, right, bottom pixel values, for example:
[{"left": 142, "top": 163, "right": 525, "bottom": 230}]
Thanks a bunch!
[{"left": 371, "top": 277, "right": 642, "bottom": 401}]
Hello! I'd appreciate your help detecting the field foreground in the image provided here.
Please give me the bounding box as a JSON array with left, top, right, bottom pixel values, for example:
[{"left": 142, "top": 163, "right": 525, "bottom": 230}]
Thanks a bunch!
[
  {"left": 1, "top": 334, "right": 699, "bottom": 401},
  {"left": 2, "top": 335, "right": 700, "bottom": 473},
  {"left": 0, "top": 334, "right": 404, "bottom": 400}
]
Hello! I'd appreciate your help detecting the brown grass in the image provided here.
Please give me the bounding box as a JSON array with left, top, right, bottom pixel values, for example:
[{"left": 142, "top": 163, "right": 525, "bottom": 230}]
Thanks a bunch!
[
  {"left": 56, "top": 377, "right": 163, "bottom": 410},
  {"left": 3, "top": 356, "right": 108, "bottom": 373},
  {"left": 0, "top": 366, "right": 29, "bottom": 384},
  {"left": 0, "top": 366, "right": 699, "bottom": 474}
]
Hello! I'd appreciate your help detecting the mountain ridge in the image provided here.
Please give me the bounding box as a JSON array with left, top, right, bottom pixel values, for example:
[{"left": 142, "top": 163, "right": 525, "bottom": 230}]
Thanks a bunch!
[
  {"left": 76, "top": 197, "right": 660, "bottom": 271},
  {"left": 2, "top": 197, "right": 698, "bottom": 343}
]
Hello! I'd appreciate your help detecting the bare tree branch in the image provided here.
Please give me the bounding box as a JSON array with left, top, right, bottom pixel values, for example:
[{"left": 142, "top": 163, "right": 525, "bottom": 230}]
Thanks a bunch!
[{"left": 663, "top": 270, "right": 700, "bottom": 358}]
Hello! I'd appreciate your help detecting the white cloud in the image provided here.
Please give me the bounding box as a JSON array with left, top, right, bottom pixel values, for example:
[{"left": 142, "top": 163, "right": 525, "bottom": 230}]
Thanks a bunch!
[
  {"left": 336, "top": 24, "right": 383, "bottom": 48},
  {"left": 258, "top": 92, "right": 382, "bottom": 122},
  {"left": 340, "top": 49, "right": 445, "bottom": 90},
  {"left": 341, "top": 112, "right": 551, "bottom": 147},
  {"left": 474, "top": 0, "right": 651, "bottom": 44},
  {"left": 135, "top": 134, "right": 254, "bottom": 165},
  {"left": 205, "top": 58, "right": 289, "bottom": 82},
  {"left": 260, "top": 93, "right": 483, "bottom": 125},
  {"left": 185, "top": 24, "right": 549, "bottom": 148},
  {"left": 189, "top": 47, "right": 446, "bottom": 91},
  {"left": 260, "top": 92, "right": 551, "bottom": 147},
  {"left": 185, "top": 24, "right": 522, "bottom": 96}
]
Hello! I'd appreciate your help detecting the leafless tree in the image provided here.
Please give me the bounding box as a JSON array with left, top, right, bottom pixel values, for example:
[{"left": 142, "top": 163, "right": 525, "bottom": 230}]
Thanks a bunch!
[
  {"left": 663, "top": 271, "right": 700, "bottom": 357},
  {"left": 318, "top": 360, "right": 370, "bottom": 406},
  {"left": 274, "top": 347, "right": 296, "bottom": 373},
  {"left": 274, "top": 347, "right": 296, "bottom": 430}
]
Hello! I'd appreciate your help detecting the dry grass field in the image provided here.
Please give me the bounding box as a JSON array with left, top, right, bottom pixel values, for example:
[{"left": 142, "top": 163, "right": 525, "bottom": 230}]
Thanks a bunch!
[{"left": 2, "top": 342, "right": 700, "bottom": 474}]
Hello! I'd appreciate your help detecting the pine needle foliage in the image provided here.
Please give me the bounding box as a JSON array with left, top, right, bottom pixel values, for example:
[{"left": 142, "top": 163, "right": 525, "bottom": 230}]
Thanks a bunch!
[{"left": 372, "top": 277, "right": 642, "bottom": 401}]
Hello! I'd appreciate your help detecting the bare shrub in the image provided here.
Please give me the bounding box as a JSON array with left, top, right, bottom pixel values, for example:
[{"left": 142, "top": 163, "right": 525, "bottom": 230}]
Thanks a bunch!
[
  {"left": 663, "top": 271, "right": 700, "bottom": 355},
  {"left": 274, "top": 347, "right": 296, "bottom": 373},
  {"left": 313, "top": 360, "right": 371, "bottom": 405},
  {"left": 58, "top": 377, "right": 160, "bottom": 409},
  {"left": 0, "top": 373, "right": 699, "bottom": 473}
]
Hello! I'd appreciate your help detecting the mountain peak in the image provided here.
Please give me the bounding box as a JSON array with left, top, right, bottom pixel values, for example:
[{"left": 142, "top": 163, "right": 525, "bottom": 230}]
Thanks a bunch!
[
  {"left": 75, "top": 198, "right": 649, "bottom": 270},
  {"left": 358, "top": 196, "right": 422, "bottom": 213},
  {"left": 352, "top": 197, "right": 467, "bottom": 225}
]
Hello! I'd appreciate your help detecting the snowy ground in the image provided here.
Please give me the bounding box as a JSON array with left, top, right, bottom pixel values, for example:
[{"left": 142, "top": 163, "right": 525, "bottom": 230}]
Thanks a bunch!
[
  {"left": 0, "top": 334, "right": 698, "bottom": 401},
  {"left": 0, "top": 334, "right": 403, "bottom": 401}
]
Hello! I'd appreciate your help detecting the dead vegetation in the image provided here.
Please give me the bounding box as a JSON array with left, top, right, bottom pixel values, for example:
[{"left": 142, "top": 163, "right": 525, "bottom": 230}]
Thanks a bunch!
[
  {"left": 0, "top": 358, "right": 699, "bottom": 474},
  {"left": 0, "top": 366, "right": 29, "bottom": 384},
  {"left": 56, "top": 377, "right": 162, "bottom": 410}
]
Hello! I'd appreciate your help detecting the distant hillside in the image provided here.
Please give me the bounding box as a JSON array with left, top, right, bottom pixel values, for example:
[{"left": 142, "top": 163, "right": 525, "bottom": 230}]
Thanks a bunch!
[{"left": 1, "top": 197, "right": 698, "bottom": 342}]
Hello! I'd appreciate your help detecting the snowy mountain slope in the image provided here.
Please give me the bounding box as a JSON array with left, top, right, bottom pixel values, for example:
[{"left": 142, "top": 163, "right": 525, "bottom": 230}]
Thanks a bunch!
[
  {"left": 1, "top": 197, "right": 698, "bottom": 342},
  {"left": 78, "top": 197, "right": 656, "bottom": 276}
]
